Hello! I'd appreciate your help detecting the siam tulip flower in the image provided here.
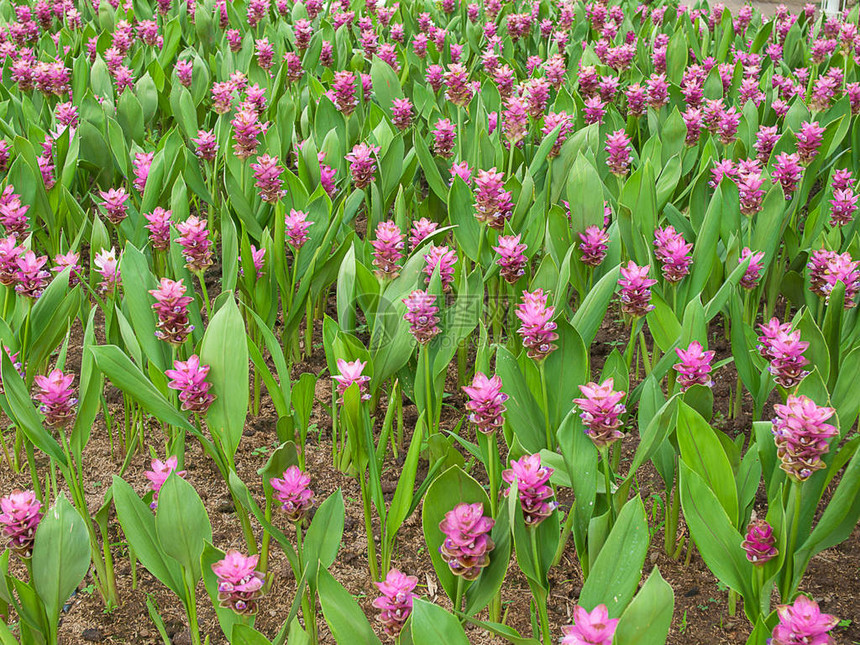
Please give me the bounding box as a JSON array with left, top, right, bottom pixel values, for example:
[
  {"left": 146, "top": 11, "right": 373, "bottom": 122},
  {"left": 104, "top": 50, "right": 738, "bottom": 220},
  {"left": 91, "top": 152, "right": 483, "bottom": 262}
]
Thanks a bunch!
[
  {"left": 271, "top": 465, "right": 314, "bottom": 522},
  {"left": 604, "top": 130, "right": 632, "bottom": 176},
  {"left": 829, "top": 188, "right": 858, "bottom": 227},
  {"left": 542, "top": 112, "right": 573, "bottom": 159},
  {"left": 796, "top": 121, "right": 824, "bottom": 165},
  {"left": 754, "top": 125, "right": 780, "bottom": 163},
  {"left": 240, "top": 245, "right": 266, "bottom": 279},
  {"left": 93, "top": 248, "right": 120, "bottom": 296},
  {"left": 502, "top": 453, "right": 556, "bottom": 526},
  {"left": 192, "top": 130, "right": 218, "bottom": 162},
  {"left": 673, "top": 341, "right": 715, "bottom": 391},
  {"left": 738, "top": 170, "right": 766, "bottom": 217},
  {"left": 166, "top": 354, "right": 215, "bottom": 414},
  {"left": 807, "top": 249, "right": 837, "bottom": 300},
  {"left": 14, "top": 251, "right": 49, "bottom": 299},
  {"left": 345, "top": 143, "right": 380, "bottom": 189},
  {"left": 212, "top": 551, "right": 265, "bottom": 615},
  {"left": 284, "top": 209, "right": 312, "bottom": 250},
  {"left": 54, "top": 102, "right": 78, "bottom": 129},
  {"left": 646, "top": 73, "right": 669, "bottom": 109},
  {"left": 494, "top": 235, "right": 527, "bottom": 284},
  {"left": 438, "top": 502, "right": 495, "bottom": 580},
  {"left": 371, "top": 221, "right": 405, "bottom": 279},
  {"left": 226, "top": 30, "right": 242, "bottom": 52},
  {"left": 318, "top": 153, "right": 337, "bottom": 197},
  {"left": 847, "top": 83, "right": 860, "bottom": 115},
  {"left": 0, "top": 187, "right": 30, "bottom": 238},
  {"left": 391, "top": 98, "right": 413, "bottom": 130},
  {"left": 149, "top": 278, "right": 195, "bottom": 345},
  {"left": 772, "top": 153, "right": 803, "bottom": 199},
  {"left": 516, "top": 289, "right": 558, "bottom": 361},
  {"left": 231, "top": 105, "right": 263, "bottom": 160},
  {"left": 742, "top": 519, "right": 778, "bottom": 565},
  {"left": 432, "top": 118, "right": 456, "bottom": 159},
  {"left": 329, "top": 71, "right": 357, "bottom": 116},
  {"left": 373, "top": 569, "right": 417, "bottom": 638},
  {"left": 133, "top": 152, "right": 154, "bottom": 193},
  {"left": 333, "top": 358, "right": 371, "bottom": 402},
  {"left": 0, "top": 140, "right": 10, "bottom": 172},
  {"left": 250, "top": 154, "right": 284, "bottom": 203},
  {"left": 462, "top": 372, "right": 508, "bottom": 434},
  {"left": 255, "top": 38, "right": 274, "bottom": 71},
  {"left": 766, "top": 326, "right": 809, "bottom": 389},
  {"left": 52, "top": 251, "right": 83, "bottom": 287},
  {"left": 771, "top": 595, "right": 838, "bottom": 645},
  {"left": 444, "top": 64, "right": 473, "bottom": 107},
  {"left": 99, "top": 187, "right": 129, "bottom": 225},
  {"left": 144, "top": 208, "right": 173, "bottom": 252},
  {"left": 821, "top": 252, "right": 860, "bottom": 308},
  {"left": 618, "top": 262, "right": 656, "bottom": 317},
  {"left": 423, "top": 245, "right": 456, "bottom": 292},
  {"left": 493, "top": 65, "right": 515, "bottom": 99},
  {"left": 653, "top": 227, "right": 692, "bottom": 283},
  {"left": 402, "top": 290, "right": 440, "bottom": 344},
  {"left": 543, "top": 55, "right": 566, "bottom": 89},
  {"left": 409, "top": 218, "right": 438, "bottom": 250},
  {"left": 561, "top": 604, "right": 618, "bottom": 645},
  {"left": 717, "top": 107, "right": 740, "bottom": 145},
  {"left": 33, "top": 369, "right": 76, "bottom": 428},
  {"left": 773, "top": 395, "right": 837, "bottom": 482},
  {"left": 523, "top": 78, "right": 550, "bottom": 118},
  {"left": 502, "top": 97, "right": 528, "bottom": 145},
  {"left": 710, "top": 159, "right": 737, "bottom": 188},
  {"left": 0, "top": 490, "right": 42, "bottom": 557},
  {"left": 573, "top": 379, "right": 626, "bottom": 448},
  {"left": 625, "top": 83, "right": 647, "bottom": 118},
  {"left": 144, "top": 456, "right": 186, "bottom": 509},
  {"left": 582, "top": 96, "right": 606, "bottom": 125},
  {"left": 360, "top": 74, "right": 373, "bottom": 100},
  {"left": 176, "top": 216, "right": 212, "bottom": 273},
  {"left": 739, "top": 248, "right": 765, "bottom": 290},
  {"left": 579, "top": 227, "right": 608, "bottom": 267},
  {"left": 175, "top": 59, "right": 193, "bottom": 87},
  {"left": 450, "top": 161, "right": 472, "bottom": 186},
  {"left": 474, "top": 168, "right": 513, "bottom": 230},
  {"left": 832, "top": 169, "right": 854, "bottom": 192}
]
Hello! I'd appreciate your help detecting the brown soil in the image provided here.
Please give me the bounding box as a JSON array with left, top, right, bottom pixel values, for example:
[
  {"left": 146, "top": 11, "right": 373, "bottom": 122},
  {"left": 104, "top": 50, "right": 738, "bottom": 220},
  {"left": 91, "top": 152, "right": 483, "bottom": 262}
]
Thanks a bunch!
[{"left": 1, "top": 302, "right": 858, "bottom": 645}]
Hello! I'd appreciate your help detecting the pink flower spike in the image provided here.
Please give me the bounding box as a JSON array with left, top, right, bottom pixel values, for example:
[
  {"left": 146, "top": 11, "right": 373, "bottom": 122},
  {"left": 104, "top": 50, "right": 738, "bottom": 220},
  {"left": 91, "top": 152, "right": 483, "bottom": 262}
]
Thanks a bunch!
[
  {"left": 402, "top": 290, "right": 440, "bottom": 344},
  {"left": 93, "top": 248, "right": 121, "bottom": 296},
  {"left": 149, "top": 277, "right": 195, "bottom": 346},
  {"left": 165, "top": 354, "right": 215, "bottom": 414},
  {"left": 742, "top": 519, "right": 778, "bottom": 565},
  {"left": 371, "top": 221, "right": 404, "bottom": 279},
  {"left": 771, "top": 595, "right": 838, "bottom": 645},
  {"left": 211, "top": 550, "right": 265, "bottom": 615},
  {"left": 345, "top": 143, "right": 380, "bottom": 189},
  {"left": 739, "top": 248, "right": 765, "bottom": 290},
  {"left": 99, "top": 187, "right": 130, "bottom": 225},
  {"left": 14, "top": 250, "right": 50, "bottom": 299},
  {"left": 284, "top": 209, "right": 312, "bottom": 250},
  {"left": 250, "top": 154, "right": 285, "bottom": 203},
  {"left": 515, "top": 289, "right": 558, "bottom": 361},
  {"left": 579, "top": 227, "right": 609, "bottom": 267},
  {"left": 33, "top": 369, "right": 77, "bottom": 428},
  {"left": 270, "top": 465, "right": 314, "bottom": 523},
  {"left": 573, "top": 378, "right": 626, "bottom": 448},
  {"left": 618, "top": 261, "right": 656, "bottom": 317},
  {"left": 501, "top": 453, "right": 557, "bottom": 526},
  {"left": 409, "top": 218, "right": 438, "bottom": 250},
  {"left": 176, "top": 216, "right": 213, "bottom": 273},
  {"left": 438, "top": 502, "right": 495, "bottom": 580},
  {"left": 561, "top": 604, "right": 618, "bottom": 645},
  {"left": 493, "top": 234, "right": 527, "bottom": 284},
  {"left": 145, "top": 208, "right": 173, "bottom": 251},
  {"left": 144, "top": 456, "right": 186, "bottom": 509},
  {"left": 423, "top": 244, "right": 457, "bottom": 292},
  {"left": 0, "top": 490, "right": 42, "bottom": 558},
  {"left": 772, "top": 395, "right": 837, "bottom": 481},
  {"left": 333, "top": 358, "right": 371, "bottom": 402},
  {"left": 462, "top": 372, "right": 507, "bottom": 434},
  {"left": 673, "top": 341, "right": 715, "bottom": 391},
  {"left": 373, "top": 569, "right": 417, "bottom": 637}
]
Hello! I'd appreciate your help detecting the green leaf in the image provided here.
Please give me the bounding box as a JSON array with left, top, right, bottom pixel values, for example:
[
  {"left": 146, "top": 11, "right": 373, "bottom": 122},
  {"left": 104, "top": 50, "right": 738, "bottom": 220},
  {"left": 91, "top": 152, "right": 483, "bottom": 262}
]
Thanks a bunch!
[
  {"left": 302, "top": 490, "right": 345, "bottom": 593},
  {"left": 231, "top": 625, "right": 271, "bottom": 645},
  {"left": 571, "top": 264, "right": 620, "bottom": 345},
  {"left": 155, "top": 474, "right": 212, "bottom": 581},
  {"left": 111, "top": 476, "right": 184, "bottom": 597},
  {"left": 410, "top": 599, "right": 469, "bottom": 644},
  {"left": 317, "top": 567, "right": 382, "bottom": 645},
  {"left": 370, "top": 55, "right": 403, "bottom": 116},
  {"left": 200, "top": 293, "right": 249, "bottom": 459},
  {"left": 557, "top": 411, "right": 598, "bottom": 570},
  {"left": 421, "top": 466, "right": 490, "bottom": 604},
  {"left": 496, "top": 347, "right": 545, "bottom": 453},
  {"left": 543, "top": 319, "right": 587, "bottom": 431},
  {"left": 579, "top": 497, "right": 649, "bottom": 617},
  {"left": 566, "top": 153, "right": 605, "bottom": 233},
  {"left": 614, "top": 567, "right": 674, "bottom": 644},
  {"left": 121, "top": 242, "right": 168, "bottom": 371},
  {"left": 32, "top": 494, "right": 90, "bottom": 642}
]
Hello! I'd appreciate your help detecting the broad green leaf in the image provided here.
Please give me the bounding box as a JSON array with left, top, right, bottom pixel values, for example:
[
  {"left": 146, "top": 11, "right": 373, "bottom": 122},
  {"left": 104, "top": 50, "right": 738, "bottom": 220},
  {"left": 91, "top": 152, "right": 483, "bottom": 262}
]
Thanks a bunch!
[
  {"left": 318, "top": 567, "right": 382, "bottom": 645},
  {"left": 155, "top": 474, "right": 212, "bottom": 581},
  {"left": 410, "top": 599, "right": 469, "bottom": 644},
  {"left": 614, "top": 567, "right": 674, "bottom": 644}
]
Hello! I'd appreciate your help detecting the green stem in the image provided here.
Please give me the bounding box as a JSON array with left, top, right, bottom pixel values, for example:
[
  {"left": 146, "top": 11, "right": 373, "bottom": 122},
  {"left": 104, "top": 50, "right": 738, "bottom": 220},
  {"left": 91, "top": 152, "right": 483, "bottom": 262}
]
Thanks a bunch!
[
  {"left": 530, "top": 529, "right": 551, "bottom": 644},
  {"left": 25, "top": 441, "right": 43, "bottom": 504},
  {"left": 539, "top": 362, "right": 552, "bottom": 450},
  {"left": 638, "top": 329, "right": 652, "bottom": 375},
  {"left": 197, "top": 272, "right": 211, "bottom": 319},
  {"left": 600, "top": 446, "right": 615, "bottom": 526},
  {"left": 454, "top": 576, "right": 465, "bottom": 615},
  {"left": 360, "top": 474, "right": 379, "bottom": 581},
  {"left": 553, "top": 504, "right": 576, "bottom": 568},
  {"left": 780, "top": 480, "right": 803, "bottom": 602},
  {"left": 623, "top": 320, "right": 637, "bottom": 373},
  {"left": 423, "top": 344, "right": 434, "bottom": 434},
  {"left": 183, "top": 568, "right": 202, "bottom": 645},
  {"left": 664, "top": 463, "right": 679, "bottom": 557},
  {"left": 507, "top": 139, "right": 516, "bottom": 178}
]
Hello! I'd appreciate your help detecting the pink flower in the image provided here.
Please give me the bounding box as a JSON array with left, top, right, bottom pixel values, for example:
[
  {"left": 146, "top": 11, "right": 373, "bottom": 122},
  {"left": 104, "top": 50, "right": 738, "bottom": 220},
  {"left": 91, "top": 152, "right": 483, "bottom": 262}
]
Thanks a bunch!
[
  {"left": 149, "top": 278, "right": 195, "bottom": 346},
  {"left": 739, "top": 248, "right": 765, "bottom": 289},
  {"left": 423, "top": 244, "right": 457, "bottom": 291},
  {"left": 373, "top": 569, "right": 417, "bottom": 637},
  {"left": 754, "top": 125, "right": 780, "bottom": 163},
  {"left": 402, "top": 290, "right": 440, "bottom": 344},
  {"left": 604, "top": 129, "right": 632, "bottom": 176},
  {"left": 0, "top": 186, "right": 30, "bottom": 238},
  {"left": 742, "top": 519, "right": 778, "bottom": 565},
  {"left": 516, "top": 289, "right": 558, "bottom": 361},
  {"left": 449, "top": 161, "right": 472, "bottom": 186},
  {"left": 371, "top": 221, "right": 404, "bottom": 278},
  {"left": 766, "top": 326, "right": 809, "bottom": 388},
  {"left": 94, "top": 248, "right": 121, "bottom": 296},
  {"left": 176, "top": 216, "right": 212, "bottom": 273},
  {"left": 284, "top": 209, "right": 312, "bottom": 250},
  {"left": 771, "top": 595, "right": 838, "bottom": 645},
  {"left": 329, "top": 71, "right": 358, "bottom": 116},
  {"left": 332, "top": 358, "right": 371, "bottom": 402},
  {"left": 502, "top": 453, "right": 557, "bottom": 526},
  {"left": 409, "top": 218, "right": 438, "bottom": 250},
  {"left": 99, "top": 187, "right": 129, "bottom": 225},
  {"left": 462, "top": 372, "right": 507, "bottom": 434},
  {"left": 192, "top": 130, "right": 218, "bottom": 162},
  {"left": 829, "top": 188, "right": 858, "bottom": 227},
  {"left": 654, "top": 227, "right": 692, "bottom": 282},
  {"left": 561, "top": 604, "right": 618, "bottom": 645},
  {"left": 232, "top": 105, "right": 264, "bottom": 160},
  {"left": 443, "top": 63, "right": 472, "bottom": 106},
  {"left": 502, "top": 96, "right": 528, "bottom": 145},
  {"left": 240, "top": 245, "right": 266, "bottom": 279},
  {"left": 270, "top": 465, "right": 314, "bottom": 522},
  {"left": 165, "top": 354, "right": 215, "bottom": 414},
  {"left": 583, "top": 96, "right": 606, "bottom": 124},
  {"left": 579, "top": 227, "right": 609, "bottom": 267},
  {"left": 438, "top": 502, "right": 495, "bottom": 580},
  {"left": 175, "top": 59, "right": 193, "bottom": 87},
  {"left": 796, "top": 121, "right": 825, "bottom": 165},
  {"left": 52, "top": 251, "right": 83, "bottom": 287},
  {"left": 0, "top": 490, "right": 42, "bottom": 557},
  {"left": 14, "top": 250, "right": 49, "bottom": 299},
  {"left": 250, "top": 154, "right": 285, "bottom": 203},
  {"left": 432, "top": 118, "right": 456, "bottom": 158},
  {"left": 674, "top": 341, "right": 715, "bottom": 391},
  {"left": 211, "top": 550, "right": 265, "bottom": 615},
  {"left": 573, "top": 378, "right": 626, "bottom": 448},
  {"left": 391, "top": 97, "right": 413, "bottom": 130},
  {"left": 772, "top": 152, "right": 803, "bottom": 198},
  {"left": 738, "top": 170, "right": 766, "bottom": 217},
  {"left": 33, "top": 369, "right": 77, "bottom": 428},
  {"left": 133, "top": 152, "right": 154, "bottom": 193},
  {"left": 345, "top": 143, "right": 380, "bottom": 189},
  {"left": 542, "top": 112, "right": 573, "bottom": 158},
  {"left": 772, "top": 395, "right": 837, "bottom": 482},
  {"left": 474, "top": 168, "right": 513, "bottom": 230},
  {"left": 145, "top": 208, "right": 172, "bottom": 251},
  {"left": 618, "top": 261, "right": 656, "bottom": 316},
  {"left": 493, "top": 234, "right": 527, "bottom": 283},
  {"left": 144, "top": 456, "right": 186, "bottom": 509}
]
